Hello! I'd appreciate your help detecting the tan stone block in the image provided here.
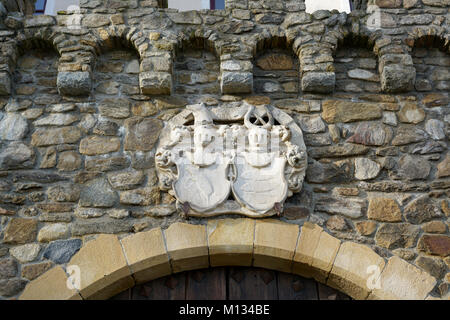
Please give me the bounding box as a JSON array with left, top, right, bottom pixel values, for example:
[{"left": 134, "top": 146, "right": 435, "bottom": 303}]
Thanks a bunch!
[
  {"left": 327, "top": 242, "right": 385, "bottom": 300},
  {"left": 368, "top": 256, "right": 436, "bottom": 300},
  {"left": 292, "top": 222, "right": 323, "bottom": 278},
  {"left": 20, "top": 266, "right": 81, "bottom": 300},
  {"left": 207, "top": 219, "right": 255, "bottom": 267},
  {"left": 68, "top": 234, "right": 134, "bottom": 300},
  {"left": 253, "top": 219, "right": 299, "bottom": 273},
  {"left": 164, "top": 222, "right": 208, "bottom": 273},
  {"left": 121, "top": 228, "right": 171, "bottom": 284},
  {"left": 310, "top": 231, "right": 341, "bottom": 283}
]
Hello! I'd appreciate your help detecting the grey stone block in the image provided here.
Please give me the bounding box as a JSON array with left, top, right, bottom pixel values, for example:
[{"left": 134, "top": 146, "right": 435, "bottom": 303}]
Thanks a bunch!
[{"left": 57, "top": 71, "right": 92, "bottom": 96}]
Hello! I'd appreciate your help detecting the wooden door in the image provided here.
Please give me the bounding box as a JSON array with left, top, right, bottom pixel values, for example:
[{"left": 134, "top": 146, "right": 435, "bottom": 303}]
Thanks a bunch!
[{"left": 111, "top": 267, "right": 351, "bottom": 300}]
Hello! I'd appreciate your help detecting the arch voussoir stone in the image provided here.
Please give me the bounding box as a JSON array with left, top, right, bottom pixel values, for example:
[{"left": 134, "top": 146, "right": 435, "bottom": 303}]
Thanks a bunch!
[{"left": 18, "top": 220, "right": 439, "bottom": 300}]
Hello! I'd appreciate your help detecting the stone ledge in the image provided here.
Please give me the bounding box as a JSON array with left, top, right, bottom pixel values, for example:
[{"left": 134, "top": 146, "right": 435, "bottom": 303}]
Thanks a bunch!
[
  {"left": 139, "top": 71, "right": 172, "bottom": 95},
  {"left": 207, "top": 218, "right": 255, "bottom": 267},
  {"left": 19, "top": 266, "right": 81, "bottom": 300},
  {"left": 121, "top": 228, "right": 171, "bottom": 284},
  {"left": 220, "top": 71, "right": 253, "bottom": 94},
  {"left": 57, "top": 71, "right": 92, "bottom": 96},
  {"left": 68, "top": 234, "right": 134, "bottom": 300},
  {"left": 301, "top": 72, "right": 335, "bottom": 93},
  {"left": 164, "top": 222, "right": 209, "bottom": 273},
  {"left": 253, "top": 219, "right": 300, "bottom": 273}
]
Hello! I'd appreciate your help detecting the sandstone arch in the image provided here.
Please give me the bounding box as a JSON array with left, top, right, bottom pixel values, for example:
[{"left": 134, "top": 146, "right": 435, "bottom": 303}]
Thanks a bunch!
[{"left": 19, "top": 219, "right": 438, "bottom": 300}]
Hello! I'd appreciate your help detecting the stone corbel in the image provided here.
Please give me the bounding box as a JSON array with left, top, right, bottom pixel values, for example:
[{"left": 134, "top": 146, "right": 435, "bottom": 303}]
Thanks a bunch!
[
  {"left": 139, "top": 54, "right": 173, "bottom": 95},
  {"left": 57, "top": 71, "right": 92, "bottom": 96},
  {"left": 299, "top": 44, "right": 335, "bottom": 93},
  {"left": 379, "top": 53, "right": 416, "bottom": 93},
  {"left": 220, "top": 58, "right": 253, "bottom": 94}
]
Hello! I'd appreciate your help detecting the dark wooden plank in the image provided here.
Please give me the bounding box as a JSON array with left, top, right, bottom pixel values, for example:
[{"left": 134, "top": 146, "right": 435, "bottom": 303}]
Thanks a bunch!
[
  {"left": 318, "top": 283, "right": 351, "bottom": 300},
  {"left": 228, "top": 267, "right": 278, "bottom": 300},
  {"left": 131, "top": 272, "right": 186, "bottom": 300},
  {"left": 277, "top": 272, "right": 318, "bottom": 300},
  {"left": 186, "top": 268, "right": 227, "bottom": 300}
]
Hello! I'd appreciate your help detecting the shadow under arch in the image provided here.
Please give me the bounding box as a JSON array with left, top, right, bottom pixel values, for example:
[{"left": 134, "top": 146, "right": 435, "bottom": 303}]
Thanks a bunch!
[{"left": 18, "top": 219, "right": 438, "bottom": 300}]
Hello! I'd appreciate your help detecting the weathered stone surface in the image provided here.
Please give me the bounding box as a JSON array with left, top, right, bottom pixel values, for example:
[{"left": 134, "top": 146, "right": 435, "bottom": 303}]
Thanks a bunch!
[
  {"left": 422, "top": 221, "right": 447, "bottom": 234},
  {"left": 254, "top": 220, "right": 299, "bottom": 273},
  {"left": 3, "top": 218, "right": 38, "bottom": 244},
  {"left": 355, "top": 221, "right": 377, "bottom": 236},
  {"left": 21, "top": 261, "right": 54, "bottom": 281},
  {"left": 0, "top": 72, "right": 11, "bottom": 95},
  {"left": 347, "top": 122, "right": 389, "bottom": 146},
  {"left": 107, "top": 171, "right": 144, "bottom": 190},
  {"left": 0, "top": 278, "right": 27, "bottom": 297},
  {"left": 425, "top": 119, "right": 445, "bottom": 140},
  {"left": 302, "top": 72, "right": 335, "bottom": 94},
  {"left": 79, "top": 178, "right": 118, "bottom": 208},
  {"left": 140, "top": 72, "right": 172, "bottom": 95},
  {"left": 47, "top": 184, "right": 80, "bottom": 202},
  {"left": 0, "top": 258, "right": 17, "bottom": 279},
  {"left": 256, "top": 54, "right": 294, "bottom": 70},
  {"left": 164, "top": 222, "right": 208, "bottom": 273},
  {"left": 354, "top": 158, "right": 381, "bottom": 180},
  {"left": 417, "top": 235, "right": 450, "bottom": 257},
  {"left": 38, "top": 223, "right": 70, "bottom": 242},
  {"left": 322, "top": 101, "right": 382, "bottom": 124},
  {"left": 85, "top": 156, "right": 130, "bottom": 172},
  {"left": 19, "top": 266, "right": 81, "bottom": 300},
  {"left": 316, "top": 196, "right": 365, "bottom": 218},
  {"left": 309, "top": 144, "right": 369, "bottom": 159},
  {"left": 79, "top": 136, "right": 121, "bottom": 156},
  {"left": 370, "top": 256, "right": 436, "bottom": 300},
  {"left": 368, "top": 198, "right": 402, "bottom": 222},
  {"left": 306, "top": 160, "right": 352, "bottom": 183},
  {"left": 99, "top": 98, "right": 131, "bottom": 119},
  {"left": 396, "top": 155, "right": 431, "bottom": 181},
  {"left": 68, "top": 234, "right": 133, "bottom": 299},
  {"left": 0, "top": 113, "right": 28, "bottom": 140},
  {"left": 415, "top": 256, "right": 446, "bottom": 279},
  {"left": 221, "top": 72, "right": 253, "bottom": 94},
  {"left": 326, "top": 215, "right": 348, "bottom": 231},
  {"left": 10, "top": 244, "right": 40, "bottom": 263},
  {"left": 391, "top": 125, "right": 427, "bottom": 146},
  {"left": 296, "top": 115, "right": 325, "bottom": 133},
  {"left": 121, "top": 228, "right": 171, "bottom": 284},
  {"left": 208, "top": 219, "right": 255, "bottom": 267},
  {"left": 57, "top": 72, "right": 92, "bottom": 96},
  {"left": 57, "top": 151, "right": 82, "bottom": 172},
  {"left": 328, "top": 242, "right": 385, "bottom": 300},
  {"left": 124, "top": 117, "right": 163, "bottom": 151},
  {"left": 31, "top": 127, "right": 82, "bottom": 146},
  {"left": 33, "top": 114, "right": 79, "bottom": 126},
  {"left": 74, "top": 207, "right": 105, "bottom": 219},
  {"left": 404, "top": 195, "right": 441, "bottom": 224},
  {"left": 0, "top": 142, "right": 35, "bottom": 170},
  {"left": 422, "top": 93, "right": 448, "bottom": 107},
  {"left": 71, "top": 220, "right": 132, "bottom": 236},
  {"left": 43, "top": 239, "right": 82, "bottom": 264},
  {"left": 167, "top": 11, "right": 202, "bottom": 24},
  {"left": 119, "top": 187, "right": 160, "bottom": 206},
  {"left": 398, "top": 103, "right": 425, "bottom": 124},
  {"left": 436, "top": 154, "right": 450, "bottom": 178},
  {"left": 375, "top": 223, "right": 420, "bottom": 249},
  {"left": 381, "top": 65, "right": 416, "bottom": 93}
]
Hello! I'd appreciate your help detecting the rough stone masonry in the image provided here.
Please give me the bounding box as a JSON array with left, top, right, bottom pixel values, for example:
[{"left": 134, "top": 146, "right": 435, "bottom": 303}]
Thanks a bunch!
[{"left": 0, "top": 0, "right": 449, "bottom": 299}]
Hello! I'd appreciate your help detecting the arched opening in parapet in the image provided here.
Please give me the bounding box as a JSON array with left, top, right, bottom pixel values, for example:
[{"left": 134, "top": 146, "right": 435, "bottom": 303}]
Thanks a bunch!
[
  {"left": 253, "top": 36, "right": 300, "bottom": 101},
  {"left": 13, "top": 39, "right": 60, "bottom": 99},
  {"left": 333, "top": 34, "right": 380, "bottom": 94},
  {"left": 110, "top": 267, "right": 351, "bottom": 300},
  {"left": 173, "top": 37, "right": 220, "bottom": 104},
  {"left": 410, "top": 36, "right": 450, "bottom": 92}
]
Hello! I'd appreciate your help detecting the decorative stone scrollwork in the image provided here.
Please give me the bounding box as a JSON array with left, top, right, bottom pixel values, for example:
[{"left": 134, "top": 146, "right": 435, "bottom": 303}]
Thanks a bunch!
[{"left": 155, "top": 102, "right": 308, "bottom": 218}]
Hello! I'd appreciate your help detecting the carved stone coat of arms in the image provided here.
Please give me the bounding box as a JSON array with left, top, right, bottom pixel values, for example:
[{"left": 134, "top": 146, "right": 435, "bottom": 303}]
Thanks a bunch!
[{"left": 155, "top": 102, "right": 307, "bottom": 218}]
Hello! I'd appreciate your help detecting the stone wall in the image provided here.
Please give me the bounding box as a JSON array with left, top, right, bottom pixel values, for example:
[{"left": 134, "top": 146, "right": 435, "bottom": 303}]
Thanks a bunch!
[{"left": 0, "top": 0, "right": 449, "bottom": 299}]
